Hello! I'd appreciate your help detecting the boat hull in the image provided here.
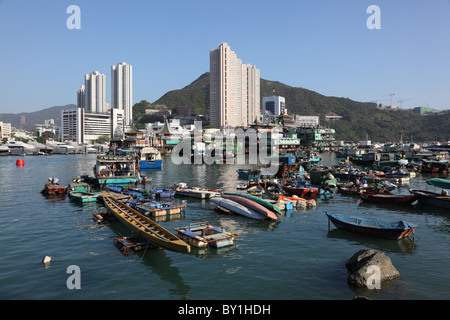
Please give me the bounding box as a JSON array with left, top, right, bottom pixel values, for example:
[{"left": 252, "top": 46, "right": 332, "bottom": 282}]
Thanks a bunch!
[
  {"left": 326, "top": 212, "right": 416, "bottom": 240},
  {"left": 210, "top": 197, "right": 270, "bottom": 221},
  {"left": 140, "top": 160, "right": 162, "bottom": 169},
  {"left": 69, "top": 191, "right": 99, "bottom": 203},
  {"left": 359, "top": 192, "right": 417, "bottom": 204},
  {"left": 222, "top": 194, "right": 277, "bottom": 220},
  {"left": 223, "top": 192, "right": 283, "bottom": 215},
  {"left": 282, "top": 185, "right": 319, "bottom": 197},
  {"left": 409, "top": 189, "right": 450, "bottom": 209}
]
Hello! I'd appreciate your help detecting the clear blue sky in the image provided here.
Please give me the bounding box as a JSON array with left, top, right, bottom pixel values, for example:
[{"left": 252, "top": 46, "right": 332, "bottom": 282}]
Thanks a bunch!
[{"left": 0, "top": 0, "right": 449, "bottom": 114}]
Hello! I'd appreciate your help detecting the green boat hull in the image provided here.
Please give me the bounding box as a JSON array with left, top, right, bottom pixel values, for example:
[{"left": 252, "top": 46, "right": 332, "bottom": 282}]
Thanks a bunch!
[{"left": 223, "top": 192, "right": 282, "bottom": 215}]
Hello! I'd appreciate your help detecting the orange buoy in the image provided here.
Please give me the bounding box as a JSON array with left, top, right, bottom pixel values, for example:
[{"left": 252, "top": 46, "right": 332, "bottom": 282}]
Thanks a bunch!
[{"left": 16, "top": 159, "right": 25, "bottom": 166}]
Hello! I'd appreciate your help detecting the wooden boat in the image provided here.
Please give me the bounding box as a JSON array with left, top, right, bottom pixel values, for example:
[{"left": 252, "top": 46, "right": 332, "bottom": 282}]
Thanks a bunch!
[
  {"left": 69, "top": 191, "right": 99, "bottom": 203},
  {"left": 223, "top": 192, "right": 283, "bottom": 215},
  {"left": 359, "top": 191, "right": 418, "bottom": 205},
  {"left": 68, "top": 181, "right": 91, "bottom": 193},
  {"left": 409, "top": 189, "right": 450, "bottom": 209},
  {"left": 102, "top": 195, "right": 190, "bottom": 253},
  {"left": 210, "top": 197, "right": 272, "bottom": 221},
  {"left": 222, "top": 194, "right": 278, "bottom": 220},
  {"left": 174, "top": 221, "right": 238, "bottom": 248},
  {"left": 174, "top": 183, "right": 220, "bottom": 199},
  {"left": 282, "top": 184, "right": 319, "bottom": 197},
  {"left": 326, "top": 212, "right": 417, "bottom": 240},
  {"left": 41, "top": 178, "right": 67, "bottom": 195},
  {"left": 236, "top": 182, "right": 248, "bottom": 190}
]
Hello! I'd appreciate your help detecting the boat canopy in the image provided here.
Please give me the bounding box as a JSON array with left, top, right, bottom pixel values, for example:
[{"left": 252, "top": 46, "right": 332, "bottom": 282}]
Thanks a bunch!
[{"left": 426, "top": 178, "right": 450, "bottom": 189}]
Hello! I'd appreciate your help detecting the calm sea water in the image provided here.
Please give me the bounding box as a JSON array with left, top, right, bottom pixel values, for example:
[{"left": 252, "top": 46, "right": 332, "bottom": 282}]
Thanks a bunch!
[{"left": 0, "top": 153, "right": 449, "bottom": 300}]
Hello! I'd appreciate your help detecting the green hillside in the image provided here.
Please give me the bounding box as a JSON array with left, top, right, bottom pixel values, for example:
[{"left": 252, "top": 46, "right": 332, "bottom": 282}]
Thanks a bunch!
[{"left": 133, "top": 72, "right": 449, "bottom": 142}]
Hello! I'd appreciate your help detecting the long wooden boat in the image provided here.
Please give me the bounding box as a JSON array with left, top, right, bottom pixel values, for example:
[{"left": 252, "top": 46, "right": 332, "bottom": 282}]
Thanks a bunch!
[
  {"left": 102, "top": 195, "right": 190, "bottom": 253},
  {"left": 174, "top": 221, "right": 238, "bottom": 249},
  {"left": 359, "top": 191, "right": 418, "bottom": 204},
  {"left": 409, "top": 189, "right": 450, "bottom": 209},
  {"left": 210, "top": 197, "right": 271, "bottom": 221},
  {"left": 223, "top": 192, "right": 283, "bottom": 215},
  {"left": 281, "top": 184, "right": 319, "bottom": 197},
  {"left": 222, "top": 194, "right": 278, "bottom": 220},
  {"left": 326, "top": 212, "right": 417, "bottom": 240}
]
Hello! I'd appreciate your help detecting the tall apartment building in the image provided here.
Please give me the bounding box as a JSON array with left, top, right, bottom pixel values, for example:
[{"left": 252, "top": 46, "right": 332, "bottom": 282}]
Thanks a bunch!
[
  {"left": 210, "top": 43, "right": 260, "bottom": 128},
  {"left": 111, "top": 62, "right": 133, "bottom": 126},
  {"left": 83, "top": 71, "right": 107, "bottom": 114}
]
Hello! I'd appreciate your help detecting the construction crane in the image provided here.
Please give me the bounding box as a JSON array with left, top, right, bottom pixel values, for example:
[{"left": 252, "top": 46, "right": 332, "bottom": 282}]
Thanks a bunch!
[
  {"left": 383, "top": 93, "right": 395, "bottom": 107},
  {"left": 397, "top": 98, "right": 412, "bottom": 108}
]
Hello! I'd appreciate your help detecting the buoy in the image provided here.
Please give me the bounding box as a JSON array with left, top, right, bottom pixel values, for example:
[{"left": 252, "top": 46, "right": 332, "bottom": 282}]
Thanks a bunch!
[
  {"left": 42, "top": 255, "right": 52, "bottom": 265},
  {"left": 16, "top": 159, "right": 25, "bottom": 166}
]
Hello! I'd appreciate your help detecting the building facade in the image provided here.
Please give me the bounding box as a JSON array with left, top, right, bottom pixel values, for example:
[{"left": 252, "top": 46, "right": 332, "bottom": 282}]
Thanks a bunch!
[
  {"left": 111, "top": 62, "right": 133, "bottom": 126},
  {"left": 262, "top": 96, "right": 285, "bottom": 123},
  {"left": 210, "top": 43, "right": 260, "bottom": 128},
  {"left": 84, "top": 71, "right": 106, "bottom": 114}
]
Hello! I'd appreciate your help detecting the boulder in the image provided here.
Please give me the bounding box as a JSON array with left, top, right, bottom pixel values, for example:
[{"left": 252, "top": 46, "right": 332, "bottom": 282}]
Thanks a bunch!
[{"left": 346, "top": 249, "right": 400, "bottom": 288}]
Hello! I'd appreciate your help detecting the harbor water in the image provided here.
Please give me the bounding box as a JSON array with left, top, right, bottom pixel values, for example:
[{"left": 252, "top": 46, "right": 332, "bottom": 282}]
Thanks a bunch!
[{"left": 0, "top": 153, "right": 449, "bottom": 300}]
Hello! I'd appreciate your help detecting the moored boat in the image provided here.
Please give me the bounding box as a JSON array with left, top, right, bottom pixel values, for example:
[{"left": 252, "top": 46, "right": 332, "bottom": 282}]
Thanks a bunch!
[
  {"left": 222, "top": 194, "right": 278, "bottom": 220},
  {"left": 93, "top": 150, "right": 139, "bottom": 187},
  {"left": 281, "top": 183, "right": 319, "bottom": 197},
  {"left": 69, "top": 191, "right": 99, "bottom": 203},
  {"left": 210, "top": 197, "right": 272, "bottom": 221},
  {"left": 139, "top": 147, "right": 162, "bottom": 169},
  {"left": 326, "top": 212, "right": 417, "bottom": 240},
  {"left": 359, "top": 191, "right": 418, "bottom": 205},
  {"left": 102, "top": 195, "right": 190, "bottom": 253},
  {"left": 41, "top": 177, "right": 67, "bottom": 195},
  {"left": 174, "top": 183, "right": 220, "bottom": 199},
  {"left": 174, "top": 221, "right": 238, "bottom": 248},
  {"left": 223, "top": 192, "right": 283, "bottom": 215}
]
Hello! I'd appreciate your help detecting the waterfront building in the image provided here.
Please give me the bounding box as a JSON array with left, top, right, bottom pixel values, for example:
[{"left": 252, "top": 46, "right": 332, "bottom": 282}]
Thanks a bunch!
[
  {"left": 296, "top": 127, "right": 336, "bottom": 150},
  {"left": 61, "top": 107, "right": 124, "bottom": 144},
  {"left": 111, "top": 62, "right": 133, "bottom": 126},
  {"left": 84, "top": 71, "right": 107, "bottom": 114},
  {"left": 210, "top": 43, "right": 260, "bottom": 128},
  {"left": 262, "top": 96, "right": 286, "bottom": 123},
  {"left": 0, "top": 121, "right": 12, "bottom": 139}
]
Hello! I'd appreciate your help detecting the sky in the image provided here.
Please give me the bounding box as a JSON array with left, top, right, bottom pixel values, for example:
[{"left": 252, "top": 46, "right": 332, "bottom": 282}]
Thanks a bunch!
[{"left": 0, "top": 0, "right": 449, "bottom": 114}]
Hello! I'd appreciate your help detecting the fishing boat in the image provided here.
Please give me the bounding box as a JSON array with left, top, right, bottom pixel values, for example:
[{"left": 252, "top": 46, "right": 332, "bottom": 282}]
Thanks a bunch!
[
  {"left": 281, "top": 183, "right": 319, "bottom": 197},
  {"left": 139, "top": 147, "right": 162, "bottom": 169},
  {"left": 326, "top": 212, "right": 417, "bottom": 240},
  {"left": 68, "top": 181, "right": 91, "bottom": 193},
  {"left": 174, "top": 183, "right": 220, "bottom": 199},
  {"left": 223, "top": 192, "right": 283, "bottom": 215},
  {"left": 174, "top": 221, "right": 238, "bottom": 249},
  {"left": 151, "top": 186, "right": 175, "bottom": 198},
  {"left": 408, "top": 178, "right": 450, "bottom": 209},
  {"left": 359, "top": 191, "right": 418, "bottom": 205},
  {"left": 40, "top": 177, "right": 67, "bottom": 195},
  {"left": 113, "top": 236, "right": 155, "bottom": 254},
  {"left": 211, "top": 197, "right": 273, "bottom": 221},
  {"left": 68, "top": 191, "right": 99, "bottom": 203},
  {"left": 93, "top": 149, "right": 139, "bottom": 187},
  {"left": 124, "top": 198, "right": 186, "bottom": 217},
  {"left": 222, "top": 194, "right": 278, "bottom": 220},
  {"left": 236, "top": 168, "right": 260, "bottom": 180},
  {"left": 102, "top": 195, "right": 190, "bottom": 253}
]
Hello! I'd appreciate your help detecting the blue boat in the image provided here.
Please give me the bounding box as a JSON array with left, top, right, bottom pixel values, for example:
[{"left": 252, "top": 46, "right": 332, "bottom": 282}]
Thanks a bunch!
[
  {"left": 139, "top": 147, "right": 162, "bottom": 169},
  {"left": 236, "top": 168, "right": 260, "bottom": 180},
  {"left": 326, "top": 212, "right": 417, "bottom": 240}
]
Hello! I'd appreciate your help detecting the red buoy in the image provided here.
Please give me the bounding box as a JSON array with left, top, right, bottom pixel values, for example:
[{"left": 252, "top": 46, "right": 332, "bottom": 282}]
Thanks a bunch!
[{"left": 16, "top": 159, "right": 25, "bottom": 166}]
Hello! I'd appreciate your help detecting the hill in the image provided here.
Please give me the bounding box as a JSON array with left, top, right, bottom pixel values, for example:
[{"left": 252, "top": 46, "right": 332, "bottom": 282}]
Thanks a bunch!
[
  {"left": 134, "top": 73, "right": 449, "bottom": 142},
  {"left": 0, "top": 104, "right": 76, "bottom": 129}
]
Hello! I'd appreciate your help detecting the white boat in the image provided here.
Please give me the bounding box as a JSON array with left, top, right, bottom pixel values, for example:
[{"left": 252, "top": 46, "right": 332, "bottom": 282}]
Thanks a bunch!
[
  {"left": 46, "top": 142, "right": 77, "bottom": 154},
  {"left": 4, "top": 140, "right": 38, "bottom": 155},
  {"left": 139, "top": 147, "right": 162, "bottom": 169},
  {"left": 0, "top": 144, "right": 10, "bottom": 155},
  {"left": 174, "top": 183, "right": 220, "bottom": 199},
  {"left": 210, "top": 197, "right": 270, "bottom": 221}
]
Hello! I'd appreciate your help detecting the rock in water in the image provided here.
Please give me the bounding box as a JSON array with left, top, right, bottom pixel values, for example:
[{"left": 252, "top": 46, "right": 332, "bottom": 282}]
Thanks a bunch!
[{"left": 346, "top": 249, "right": 400, "bottom": 288}]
